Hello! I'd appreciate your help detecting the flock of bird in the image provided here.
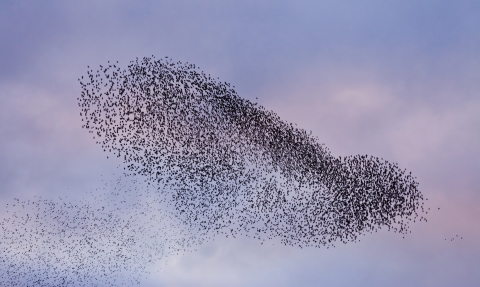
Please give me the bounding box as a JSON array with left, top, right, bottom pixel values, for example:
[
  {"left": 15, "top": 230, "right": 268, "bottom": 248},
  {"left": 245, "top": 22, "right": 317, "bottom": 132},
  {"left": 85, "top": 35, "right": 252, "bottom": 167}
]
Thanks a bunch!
[
  {"left": 0, "top": 175, "right": 200, "bottom": 286},
  {"left": 1, "top": 56, "right": 427, "bottom": 286}
]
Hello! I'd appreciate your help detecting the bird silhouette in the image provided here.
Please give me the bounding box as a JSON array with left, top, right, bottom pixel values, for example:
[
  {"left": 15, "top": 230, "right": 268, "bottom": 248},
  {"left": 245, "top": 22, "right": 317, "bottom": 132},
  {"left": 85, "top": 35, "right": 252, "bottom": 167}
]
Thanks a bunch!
[{"left": 0, "top": 56, "right": 427, "bottom": 286}]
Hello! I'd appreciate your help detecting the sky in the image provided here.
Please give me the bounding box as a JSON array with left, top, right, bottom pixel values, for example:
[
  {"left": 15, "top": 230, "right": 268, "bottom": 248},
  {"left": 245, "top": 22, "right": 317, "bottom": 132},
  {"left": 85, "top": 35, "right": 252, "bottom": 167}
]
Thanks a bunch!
[{"left": 1, "top": 0, "right": 479, "bottom": 286}]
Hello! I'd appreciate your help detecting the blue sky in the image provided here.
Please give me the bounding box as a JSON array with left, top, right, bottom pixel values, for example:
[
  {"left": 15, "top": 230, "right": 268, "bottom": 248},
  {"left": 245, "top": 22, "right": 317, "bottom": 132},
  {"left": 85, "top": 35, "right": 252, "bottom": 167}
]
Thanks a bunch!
[{"left": 1, "top": 1, "right": 479, "bottom": 286}]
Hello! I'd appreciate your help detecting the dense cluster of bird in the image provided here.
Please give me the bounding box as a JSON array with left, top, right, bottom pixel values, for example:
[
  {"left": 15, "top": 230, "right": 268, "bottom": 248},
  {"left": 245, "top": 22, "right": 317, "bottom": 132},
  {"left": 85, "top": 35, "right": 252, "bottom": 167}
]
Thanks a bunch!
[
  {"left": 0, "top": 56, "right": 426, "bottom": 285},
  {"left": 77, "top": 56, "right": 426, "bottom": 244}
]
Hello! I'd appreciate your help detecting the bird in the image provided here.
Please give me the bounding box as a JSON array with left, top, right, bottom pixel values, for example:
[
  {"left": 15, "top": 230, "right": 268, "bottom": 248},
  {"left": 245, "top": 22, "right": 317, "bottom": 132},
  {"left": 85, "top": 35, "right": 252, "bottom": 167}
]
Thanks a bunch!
[{"left": 0, "top": 55, "right": 427, "bottom": 286}]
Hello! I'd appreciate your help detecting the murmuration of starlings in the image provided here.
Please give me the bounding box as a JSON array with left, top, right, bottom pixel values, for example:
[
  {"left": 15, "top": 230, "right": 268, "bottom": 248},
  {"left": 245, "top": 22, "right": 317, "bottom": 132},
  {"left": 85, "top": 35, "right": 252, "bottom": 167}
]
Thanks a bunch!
[
  {"left": 0, "top": 56, "right": 427, "bottom": 287},
  {"left": 78, "top": 56, "right": 426, "bottom": 247}
]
